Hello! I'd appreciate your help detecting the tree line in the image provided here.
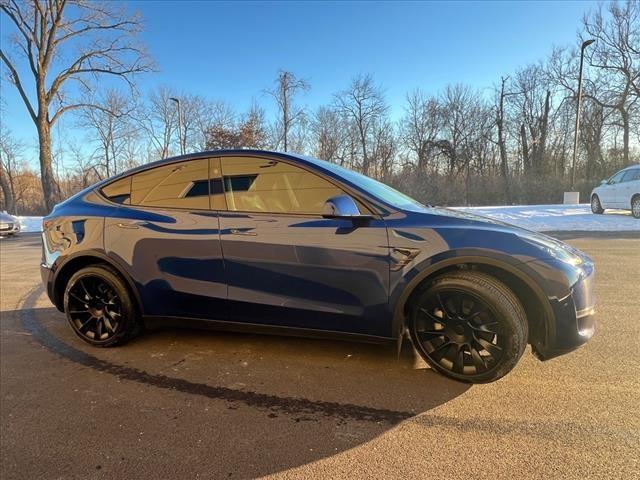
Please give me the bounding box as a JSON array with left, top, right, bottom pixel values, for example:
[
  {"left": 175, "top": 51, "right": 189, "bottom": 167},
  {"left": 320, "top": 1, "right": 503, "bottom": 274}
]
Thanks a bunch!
[{"left": 1, "top": 0, "right": 638, "bottom": 215}]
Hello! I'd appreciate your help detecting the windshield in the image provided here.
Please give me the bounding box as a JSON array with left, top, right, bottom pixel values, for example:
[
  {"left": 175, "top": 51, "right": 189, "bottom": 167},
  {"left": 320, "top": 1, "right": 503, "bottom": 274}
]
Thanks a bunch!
[{"left": 315, "top": 159, "right": 430, "bottom": 212}]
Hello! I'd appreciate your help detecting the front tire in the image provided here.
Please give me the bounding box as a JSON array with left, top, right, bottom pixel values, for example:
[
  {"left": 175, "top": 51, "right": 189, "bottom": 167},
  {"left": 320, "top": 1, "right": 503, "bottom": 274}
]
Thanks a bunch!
[
  {"left": 64, "top": 264, "right": 141, "bottom": 347},
  {"left": 632, "top": 196, "right": 640, "bottom": 219},
  {"left": 591, "top": 194, "right": 604, "bottom": 214},
  {"left": 409, "top": 271, "right": 528, "bottom": 383}
]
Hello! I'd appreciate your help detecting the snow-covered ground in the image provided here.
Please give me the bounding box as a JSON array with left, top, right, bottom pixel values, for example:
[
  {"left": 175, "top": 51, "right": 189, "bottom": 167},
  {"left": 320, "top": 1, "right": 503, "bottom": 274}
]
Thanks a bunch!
[
  {"left": 5, "top": 204, "right": 639, "bottom": 234},
  {"left": 454, "top": 204, "right": 639, "bottom": 232},
  {"left": 15, "top": 216, "right": 44, "bottom": 233}
]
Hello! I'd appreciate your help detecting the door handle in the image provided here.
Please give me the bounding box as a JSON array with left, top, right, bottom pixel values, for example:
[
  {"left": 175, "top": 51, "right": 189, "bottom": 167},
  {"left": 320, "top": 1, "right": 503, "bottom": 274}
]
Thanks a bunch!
[
  {"left": 230, "top": 228, "right": 257, "bottom": 236},
  {"left": 116, "top": 221, "right": 144, "bottom": 229}
]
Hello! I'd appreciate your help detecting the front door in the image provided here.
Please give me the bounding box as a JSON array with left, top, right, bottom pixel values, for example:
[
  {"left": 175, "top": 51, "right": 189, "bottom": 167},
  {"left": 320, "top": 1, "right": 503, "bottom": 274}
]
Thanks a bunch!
[{"left": 217, "top": 156, "right": 391, "bottom": 338}]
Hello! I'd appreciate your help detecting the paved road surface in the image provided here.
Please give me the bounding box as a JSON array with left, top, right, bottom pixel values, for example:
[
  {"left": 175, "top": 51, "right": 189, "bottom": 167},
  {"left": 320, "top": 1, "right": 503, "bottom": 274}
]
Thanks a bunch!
[{"left": 1, "top": 233, "right": 638, "bottom": 479}]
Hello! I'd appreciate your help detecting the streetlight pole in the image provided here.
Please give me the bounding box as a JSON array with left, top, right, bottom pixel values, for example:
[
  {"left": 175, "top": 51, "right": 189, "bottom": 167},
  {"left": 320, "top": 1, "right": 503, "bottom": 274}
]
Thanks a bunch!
[
  {"left": 571, "top": 39, "right": 595, "bottom": 189},
  {"left": 169, "top": 97, "right": 185, "bottom": 155}
]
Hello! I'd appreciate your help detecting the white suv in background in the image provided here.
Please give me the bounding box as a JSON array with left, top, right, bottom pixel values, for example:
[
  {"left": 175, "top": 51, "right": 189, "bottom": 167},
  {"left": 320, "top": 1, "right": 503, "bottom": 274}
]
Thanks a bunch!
[
  {"left": 590, "top": 165, "right": 640, "bottom": 219},
  {"left": 0, "top": 211, "right": 21, "bottom": 236}
]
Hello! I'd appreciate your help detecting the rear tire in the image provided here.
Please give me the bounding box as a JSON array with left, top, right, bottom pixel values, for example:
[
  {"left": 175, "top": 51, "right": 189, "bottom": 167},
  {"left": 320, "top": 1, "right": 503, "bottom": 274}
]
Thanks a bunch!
[
  {"left": 409, "top": 271, "right": 528, "bottom": 383},
  {"left": 632, "top": 196, "right": 640, "bottom": 219},
  {"left": 591, "top": 194, "right": 604, "bottom": 214},
  {"left": 64, "top": 264, "right": 141, "bottom": 347}
]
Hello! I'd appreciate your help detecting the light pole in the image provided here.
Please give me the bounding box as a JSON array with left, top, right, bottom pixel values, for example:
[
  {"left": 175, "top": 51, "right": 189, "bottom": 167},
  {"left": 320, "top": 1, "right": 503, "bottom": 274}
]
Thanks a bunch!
[
  {"left": 169, "top": 97, "right": 185, "bottom": 155},
  {"left": 571, "top": 39, "right": 595, "bottom": 189}
]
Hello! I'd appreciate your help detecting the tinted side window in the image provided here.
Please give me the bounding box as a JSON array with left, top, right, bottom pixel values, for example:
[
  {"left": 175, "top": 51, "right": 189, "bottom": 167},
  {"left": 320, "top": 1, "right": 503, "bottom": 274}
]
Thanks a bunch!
[
  {"left": 131, "top": 159, "right": 210, "bottom": 210},
  {"left": 621, "top": 169, "right": 640, "bottom": 182},
  {"left": 221, "top": 157, "right": 343, "bottom": 214},
  {"left": 101, "top": 177, "right": 131, "bottom": 204},
  {"left": 608, "top": 171, "right": 625, "bottom": 184}
]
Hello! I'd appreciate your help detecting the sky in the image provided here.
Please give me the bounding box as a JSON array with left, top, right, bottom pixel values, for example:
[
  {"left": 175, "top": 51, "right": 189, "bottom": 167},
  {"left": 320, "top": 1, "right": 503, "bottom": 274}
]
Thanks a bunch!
[{"left": 1, "top": 0, "right": 598, "bottom": 156}]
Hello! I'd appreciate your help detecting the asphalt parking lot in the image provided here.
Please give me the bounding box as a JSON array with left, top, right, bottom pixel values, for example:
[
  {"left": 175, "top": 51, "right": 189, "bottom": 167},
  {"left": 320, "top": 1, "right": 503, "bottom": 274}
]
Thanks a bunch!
[{"left": 1, "top": 232, "right": 639, "bottom": 479}]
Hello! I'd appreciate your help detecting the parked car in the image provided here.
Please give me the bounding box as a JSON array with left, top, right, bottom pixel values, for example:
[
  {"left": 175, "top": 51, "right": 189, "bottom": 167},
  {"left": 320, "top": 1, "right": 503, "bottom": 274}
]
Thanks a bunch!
[
  {"left": 0, "top": 211, "right": 20, "bottom": 236},
  {"left": 40, "top": 150, "right": 596, "bottom": 383},
  {"left": 590, "top": 164, "right": 640, "bottom": 218}
]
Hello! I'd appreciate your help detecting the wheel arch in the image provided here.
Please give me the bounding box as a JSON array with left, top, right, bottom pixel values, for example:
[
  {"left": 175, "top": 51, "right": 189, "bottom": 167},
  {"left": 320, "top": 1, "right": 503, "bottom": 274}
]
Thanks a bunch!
[
  {"left": 392, "top": 255, "right": 553, "bottom": 353},
  {"left": 52, "top": 252, "right": 143, "bottom": 315}
]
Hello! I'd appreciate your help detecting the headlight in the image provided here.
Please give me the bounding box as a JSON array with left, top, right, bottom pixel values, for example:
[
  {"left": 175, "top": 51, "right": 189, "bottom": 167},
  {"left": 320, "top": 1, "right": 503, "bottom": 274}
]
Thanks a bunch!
[{"left": 521, "top": 233, "right": 584, "bottom": 267}]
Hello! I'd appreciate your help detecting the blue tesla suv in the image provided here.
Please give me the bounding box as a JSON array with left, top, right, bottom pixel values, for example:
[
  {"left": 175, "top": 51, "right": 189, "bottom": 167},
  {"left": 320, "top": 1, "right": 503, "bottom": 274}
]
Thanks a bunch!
[{"left": 41, "top": 150, "right": 596, "bottom": 383}]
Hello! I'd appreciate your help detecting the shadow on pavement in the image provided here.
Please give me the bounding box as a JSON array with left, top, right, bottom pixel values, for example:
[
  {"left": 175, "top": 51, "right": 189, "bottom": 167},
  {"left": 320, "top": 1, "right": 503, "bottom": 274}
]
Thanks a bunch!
[{"left": 12, "top": 287, "right": 471, "bottom": 478}]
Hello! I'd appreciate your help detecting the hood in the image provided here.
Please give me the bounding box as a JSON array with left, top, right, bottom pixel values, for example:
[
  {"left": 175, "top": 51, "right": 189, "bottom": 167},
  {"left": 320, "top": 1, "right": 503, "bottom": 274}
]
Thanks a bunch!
[{"left": 420, "top": 206, "right": 594, "bottom": 266}]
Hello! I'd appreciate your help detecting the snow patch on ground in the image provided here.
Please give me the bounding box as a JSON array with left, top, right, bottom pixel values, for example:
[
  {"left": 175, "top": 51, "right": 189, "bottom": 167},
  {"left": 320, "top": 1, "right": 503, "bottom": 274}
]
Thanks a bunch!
[
  {"left": 453, "top": 204, "right": 639, "bottom": 232},
  {"left": 7, "top": 205, "right": 640, "bottom": 234},
  {"left": 15, "top": 216, "right": 43, "bottom": 233}
]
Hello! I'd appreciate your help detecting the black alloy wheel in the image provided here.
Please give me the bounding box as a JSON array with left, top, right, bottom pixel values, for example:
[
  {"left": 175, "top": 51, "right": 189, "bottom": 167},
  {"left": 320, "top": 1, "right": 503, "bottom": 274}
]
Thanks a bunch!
[
  {"left": 64, "top": 265, "right": 140, "bottom": 347},
  {"left": 410, "top": 271, "right": 527, "bottom": 383}
]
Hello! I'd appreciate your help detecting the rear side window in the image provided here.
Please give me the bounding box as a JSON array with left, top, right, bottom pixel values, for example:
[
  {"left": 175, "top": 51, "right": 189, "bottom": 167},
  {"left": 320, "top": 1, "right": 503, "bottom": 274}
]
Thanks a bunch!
[
  {"left": 101, "top": 177, "right": 131, "bottom": 204},
  {"left": 621, "top": 169, "right": 640, "bottom": 182},
  {"left": 130, "top": 159, "right": 210, "bottom": 210}
]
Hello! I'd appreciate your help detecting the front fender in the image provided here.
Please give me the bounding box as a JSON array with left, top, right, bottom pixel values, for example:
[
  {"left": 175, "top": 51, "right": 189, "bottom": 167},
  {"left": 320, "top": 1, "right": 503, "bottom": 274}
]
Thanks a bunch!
[{"left": 388, "top": 249, "right": 559, "bottom": 340}]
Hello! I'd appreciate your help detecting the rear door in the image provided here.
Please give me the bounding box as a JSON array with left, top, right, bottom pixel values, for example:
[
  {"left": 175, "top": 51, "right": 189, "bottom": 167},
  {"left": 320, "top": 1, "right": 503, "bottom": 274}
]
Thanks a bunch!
[
  {"left": 600, "top": 170, "right": 625, "bottom": 208},
  {"left": 618, "top": 168, "right": 640, "bottom": 209},
  {"left": 104, "top": 158, "right": 228, "bottom": 320},
  {"left": 217, "top": 155, "right": 391, "bottom": 338}
]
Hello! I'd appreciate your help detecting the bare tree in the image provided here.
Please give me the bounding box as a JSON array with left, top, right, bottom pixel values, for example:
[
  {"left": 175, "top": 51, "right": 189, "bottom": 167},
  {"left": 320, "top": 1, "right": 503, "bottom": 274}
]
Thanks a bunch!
[
  {"left": 77, "top": 89, "right": 136, "bottom": 177},
  {"left": 0, "top": 125, "right": 23, "bottom": 214},
  {"left": 311, "top": 106, "right": 348, "bottom": 164},
  {"left": 239, "top": 103, "right": 269, "bottom": 149},
  {"left": 580, "top": 99, "right": 609, "bottom": 181},
  {"left": 493, "top": 76, "right": 520, "bottom": 202},
  {"left": 333, "top": 74, "right": 388, "bottom": 175},
  {"left": 1, "top": 0, "right": 152, "bottom": 211},
  {"left": 509, "top": 65, "right": 553, "bottom": 176},
  {"left": 138, "top": 86, "right": 178, "bottom": 159},
  {"left": 370, "top": 118, "right": 397, "bottom": 180},
  {"left": 400, "top": 89, "right": 441, "bottom": 171},
  {"left": 168, "top": 94, "right": 225, "bottom": 154},
  {"left": 205, "top": 102, "right": 268, "bottom": 150},
  {"left": 266, "top": 70, "right": 309, "bottom": 152},
  {"left": 187, "top": 100, "right": 236, "bottom": 151},
  {"left": 436, "top": 84, "right": 478, "bottom": 175},
  {"left": 581, "top": 0, "right": 640, "bottom": 166}
]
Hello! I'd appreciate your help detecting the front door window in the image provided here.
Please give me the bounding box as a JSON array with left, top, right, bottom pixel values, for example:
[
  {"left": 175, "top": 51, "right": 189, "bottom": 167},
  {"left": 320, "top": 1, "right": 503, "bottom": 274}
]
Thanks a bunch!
[{"left": 221, "top": 157, "right": 344, "bottom": 215}]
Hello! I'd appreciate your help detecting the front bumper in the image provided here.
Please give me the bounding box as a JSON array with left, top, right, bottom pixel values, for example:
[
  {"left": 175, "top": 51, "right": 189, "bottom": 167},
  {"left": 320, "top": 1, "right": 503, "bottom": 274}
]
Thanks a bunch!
[
  {"left": 533, "top": 262, "right": 596, "bottom": 360},
  {"left": 0, "top": 222, "right": 18, "bottom": 235}
]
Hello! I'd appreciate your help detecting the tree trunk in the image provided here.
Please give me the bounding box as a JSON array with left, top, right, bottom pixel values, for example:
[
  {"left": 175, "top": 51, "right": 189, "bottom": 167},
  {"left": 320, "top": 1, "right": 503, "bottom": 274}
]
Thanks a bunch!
[
  {"left": 537, "top": 90, "right": 550, "bottom": 175},
  {"left": 520, "top": 124, "right": 530, "bottom": 174},
  {"left": 496, "top": 90, "right": 511, "bottom": 203},
  {"left": 37, "top": 118, "right": 58, "bottom": 212},
  {"left": 621, "top": 108, "right": 630, "bottom": 166},
  {"left": 0, "top": 166, "right": 16, "bottom": 214},
  {"left": 283, "top": 78, "right": 289, "bottom": 152},
  {"left": 358, "top": 125, "right": 369, "bottom": 175}
]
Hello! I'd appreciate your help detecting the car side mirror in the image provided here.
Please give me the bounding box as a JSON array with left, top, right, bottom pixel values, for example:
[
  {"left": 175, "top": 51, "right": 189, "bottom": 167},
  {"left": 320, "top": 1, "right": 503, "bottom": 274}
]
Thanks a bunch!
[
  {"left": 600, "top": 179, "right": 607, "bottom": 185},
  {"left": 322, "top": 195, "right": 373, "bottom": 220}
]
